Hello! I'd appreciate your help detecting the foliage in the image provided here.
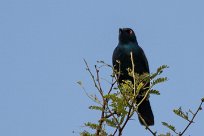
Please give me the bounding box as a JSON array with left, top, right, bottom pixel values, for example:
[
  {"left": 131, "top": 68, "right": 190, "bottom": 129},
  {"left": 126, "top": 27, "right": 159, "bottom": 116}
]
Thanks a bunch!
[
  {"left": 77, "top": 56, "right": 204, "bottom": 136},
  {"left": 159, "top": 100, "right": 204, "bottom": 136}
]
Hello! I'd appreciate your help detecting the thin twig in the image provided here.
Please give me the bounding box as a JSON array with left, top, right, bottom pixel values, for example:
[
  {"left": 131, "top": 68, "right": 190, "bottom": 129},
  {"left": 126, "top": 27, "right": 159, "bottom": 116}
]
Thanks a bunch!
[
  {"left": 137, "top": 113, "right": 156, "bottom": 136},
  {"left": 79, "top": 82, "right": 102, "bottom": 105},
  {"left": 146, "top": 126, "right": 156, "bottom": 136},
  {"left": 95, "top": 65, "right": 104, "bottom": 97},
  {"left": 119, "top": 106, "right": 133, "bottom": 135},
  {"left": 108, "top": 80, "right": 117, "bottom": 95},
  {"left": 179, "top": 100, "right": 203, "bottom": 136},
  {"left": 119, "top": 96, "right": 137, "bottom": 135},
  {"left": 104, "top": 111, "right": 117, "bottom": 118},
  {"left": 96, "top": 100, "right": 106, "bottom": 135},
  {"left": 134, "top": 89, "right": 158, "bottom": 136},
  {"left": 130, "top": 52, "right": 136, "bottom": 96},
  {"left": 94, "top": 65, "right": 106, "bottom": 135},
  {"left": 84, "top": 59, "right": 100, "bottom": 91},
  {"left": 83, "top": 60, "right": 106, "bottom": 135},
  {"left": 106, "top": 107, "right": 121, "bottom": 129},
  {"left": 137, "top": 89, "right": 150, "bottom": 108},
  {"left": 112, "top": 128, "right": 118, "bottom": 136}
]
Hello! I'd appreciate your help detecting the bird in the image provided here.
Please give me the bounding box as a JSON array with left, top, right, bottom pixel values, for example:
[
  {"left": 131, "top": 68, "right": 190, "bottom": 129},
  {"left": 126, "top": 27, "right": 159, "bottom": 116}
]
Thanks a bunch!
[{"left": 112, "top": 28, "right": 154, "bottom": 126}]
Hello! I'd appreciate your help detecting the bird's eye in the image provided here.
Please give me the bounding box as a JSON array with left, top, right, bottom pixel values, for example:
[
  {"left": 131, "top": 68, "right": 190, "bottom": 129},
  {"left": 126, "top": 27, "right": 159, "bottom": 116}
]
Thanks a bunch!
[{"left": 128, "top": 30, "right": 133, "bottom": 34}]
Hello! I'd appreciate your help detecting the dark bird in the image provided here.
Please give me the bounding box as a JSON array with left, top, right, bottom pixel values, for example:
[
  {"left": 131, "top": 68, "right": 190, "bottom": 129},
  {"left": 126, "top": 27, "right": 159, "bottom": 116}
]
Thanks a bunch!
[{"left": 112, "top": 28, "right": 154, "bottom": 126}]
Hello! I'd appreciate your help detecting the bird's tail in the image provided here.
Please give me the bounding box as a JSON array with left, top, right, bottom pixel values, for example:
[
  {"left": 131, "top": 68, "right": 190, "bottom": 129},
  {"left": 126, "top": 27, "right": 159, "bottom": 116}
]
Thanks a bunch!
[{"left": 137, "top": 97, "right": 154, "bottom": 126}]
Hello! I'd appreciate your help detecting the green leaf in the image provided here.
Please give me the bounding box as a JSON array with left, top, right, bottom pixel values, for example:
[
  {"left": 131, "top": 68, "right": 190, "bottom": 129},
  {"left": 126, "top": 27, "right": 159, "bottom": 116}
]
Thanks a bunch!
[
  {"left": 90, "top": 94, "right": 101, "bottom": 104},
  {"left": 136, "top": 82, "right": 144, "bottom": 93},
  {"left": 162, "top": 122, "right": 176, "bottom": 133},
  {"left": 119, "top": 114, "right": 126, "bottom": 125},
  {"left": 158, "top": 132, "right": 172, "bottom": 136},
  {"left": 150, "top": 89, "right": 160, "bottom": 95},
  {"left": 150, "top": 65, "right": 169, "bottom": 79},
  {"left": 105, "top": 118, "right": 117, "bottom": 128},
  {"left": 89, "top": 105, "right": 102, "bottom": 111},
  {"left": 157, "top": 65, "right": 169, "bottom": 74},
  {"left": 80, "top": 131, "right": 92, "bottom": 136},
  {"left": 77, "top": 81, "right": 82, "bottom": 86},
  {"left": 84, "top": 122, "right": 99, "bottom": 130},
  {"left": 201, "top": 97, "right": 204, "bottom": 102},
  {"left": 173, "top": 107, "right": 189, "bottom": 121},
  {"left": 151, "top": 77, "right": 167, "bottom": 86},
  {"left": 113, "top": 87, "right": 118, "bottom": 90},
  {"left": 104, "top": 94, "right": 117, "bottom": 101}
]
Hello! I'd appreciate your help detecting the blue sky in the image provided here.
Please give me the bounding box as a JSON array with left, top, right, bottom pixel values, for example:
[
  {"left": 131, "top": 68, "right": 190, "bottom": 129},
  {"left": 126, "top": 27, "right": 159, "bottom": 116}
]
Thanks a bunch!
[{"left": 0, "top": 0, "right": 204, "bottom": 135}]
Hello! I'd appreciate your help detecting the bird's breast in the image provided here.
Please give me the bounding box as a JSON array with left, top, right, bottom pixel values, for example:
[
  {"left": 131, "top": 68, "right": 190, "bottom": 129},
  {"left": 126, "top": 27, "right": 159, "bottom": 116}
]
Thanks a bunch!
[{"left": 116, "top": 45, "right": 143, "bottom": 72}]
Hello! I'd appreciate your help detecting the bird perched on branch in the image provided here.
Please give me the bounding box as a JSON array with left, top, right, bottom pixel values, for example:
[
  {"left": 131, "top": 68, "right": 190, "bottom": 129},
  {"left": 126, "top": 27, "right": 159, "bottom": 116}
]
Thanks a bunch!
[{"left": 112, "top": 28, "right": 154, "bottom": 126}]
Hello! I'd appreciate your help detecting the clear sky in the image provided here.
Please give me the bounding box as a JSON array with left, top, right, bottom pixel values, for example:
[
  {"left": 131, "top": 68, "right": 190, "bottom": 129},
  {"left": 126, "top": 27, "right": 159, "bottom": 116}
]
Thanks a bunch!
[{"left": 0, "top": 0, "right": 204, "bottom": 136}]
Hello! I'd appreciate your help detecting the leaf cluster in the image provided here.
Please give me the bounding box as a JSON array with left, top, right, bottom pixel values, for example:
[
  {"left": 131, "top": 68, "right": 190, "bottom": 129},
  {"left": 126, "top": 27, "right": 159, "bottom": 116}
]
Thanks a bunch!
[
  {"left": 78, "top": 59, "right": 168, "bottom": 136},
  {"left": 77, "top": 59, "right": 203, "bottom": 136}
]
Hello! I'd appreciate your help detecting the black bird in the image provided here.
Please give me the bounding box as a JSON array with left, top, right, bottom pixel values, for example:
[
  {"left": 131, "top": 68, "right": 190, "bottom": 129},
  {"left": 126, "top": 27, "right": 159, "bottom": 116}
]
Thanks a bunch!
[{"left": 112, "top": 28, "right": 154, "bottom": 126}]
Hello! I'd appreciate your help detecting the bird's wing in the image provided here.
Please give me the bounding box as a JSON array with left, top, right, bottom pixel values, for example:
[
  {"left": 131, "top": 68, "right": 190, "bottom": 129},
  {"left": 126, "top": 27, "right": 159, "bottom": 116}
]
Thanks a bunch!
[
  {"left": 138, "top": 46, "right": 150, "bottom": 73},
  {"left": 112, "top": 46, "right": 121, "bottom": 67}
]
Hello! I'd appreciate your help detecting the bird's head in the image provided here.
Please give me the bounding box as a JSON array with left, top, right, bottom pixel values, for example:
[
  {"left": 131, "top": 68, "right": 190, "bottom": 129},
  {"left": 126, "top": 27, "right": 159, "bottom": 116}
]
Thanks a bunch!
[{"left": 118, "top": 28, "right": 137, "bottom": 44}]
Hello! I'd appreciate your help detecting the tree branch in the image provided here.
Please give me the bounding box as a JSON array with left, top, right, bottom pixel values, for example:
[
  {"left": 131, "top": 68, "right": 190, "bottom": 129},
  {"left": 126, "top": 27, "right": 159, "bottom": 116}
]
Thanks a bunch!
[{"left": 179, "top": 99, "right": 203, "bottom": 136}]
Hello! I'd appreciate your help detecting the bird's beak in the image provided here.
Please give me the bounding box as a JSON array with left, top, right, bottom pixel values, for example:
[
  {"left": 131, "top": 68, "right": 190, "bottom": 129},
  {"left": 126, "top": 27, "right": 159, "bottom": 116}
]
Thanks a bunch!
[{"left": 119, "top": 28, "right": 123, "bottom": 34}]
